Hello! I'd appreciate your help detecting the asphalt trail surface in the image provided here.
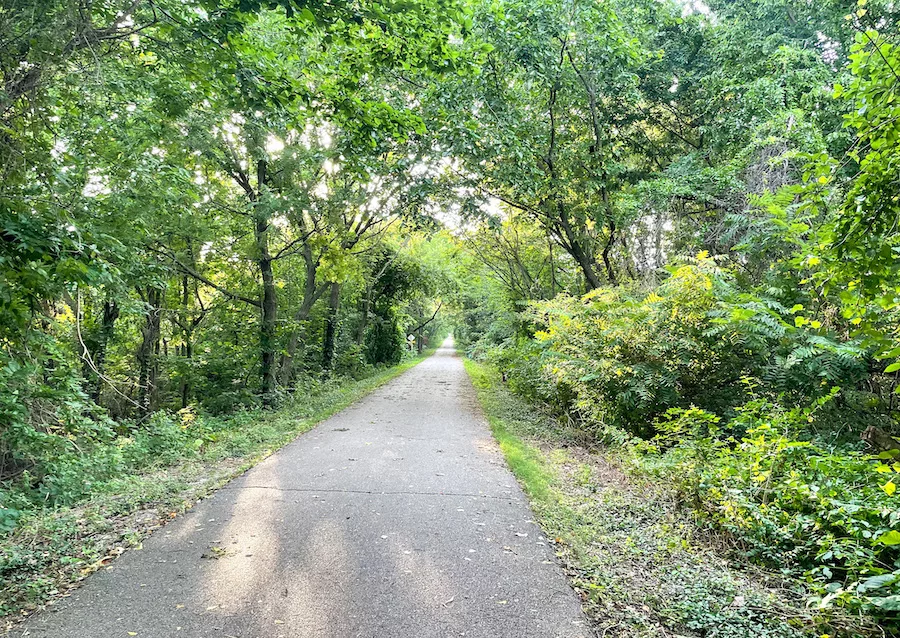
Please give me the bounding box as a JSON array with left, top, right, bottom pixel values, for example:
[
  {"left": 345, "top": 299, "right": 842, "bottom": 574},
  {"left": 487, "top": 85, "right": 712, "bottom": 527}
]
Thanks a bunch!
[{"left": 20, "top": 339, "right": 588, "bottom": 638}]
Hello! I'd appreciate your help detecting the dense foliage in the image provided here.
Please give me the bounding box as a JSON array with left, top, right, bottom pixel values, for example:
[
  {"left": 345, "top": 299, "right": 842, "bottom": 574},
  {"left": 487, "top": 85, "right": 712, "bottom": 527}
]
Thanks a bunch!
[
  {"left": 449, "top": 0, "right": 900, "bottom": 631},
  {"left": 3, "top": 0, "right": 900, "bottom": 632},
  {"left": 1, "top": 0, "right": 455, "bottom": 522}
]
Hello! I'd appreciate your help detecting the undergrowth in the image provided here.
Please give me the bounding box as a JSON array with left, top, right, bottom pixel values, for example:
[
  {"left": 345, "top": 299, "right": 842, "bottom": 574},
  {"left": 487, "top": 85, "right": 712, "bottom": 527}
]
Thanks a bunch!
[
  {"left": 464, "top": 256, "right": 900, "bottom": 626},
  {"left": 465, "top": 358, "right": 880, "bottom": 638}
]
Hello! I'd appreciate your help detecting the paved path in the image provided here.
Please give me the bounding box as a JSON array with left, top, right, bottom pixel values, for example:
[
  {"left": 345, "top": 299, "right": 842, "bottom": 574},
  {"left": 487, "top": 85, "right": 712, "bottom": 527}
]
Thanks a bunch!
[{"left": 20, "top": 340, "right": 588, "bottom": 638}]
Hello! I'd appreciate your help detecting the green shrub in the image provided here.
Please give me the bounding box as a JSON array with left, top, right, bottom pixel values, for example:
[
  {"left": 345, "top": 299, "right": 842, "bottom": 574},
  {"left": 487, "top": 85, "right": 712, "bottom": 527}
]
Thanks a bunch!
[
  {"left": 515, "top": 255, "right": 869, "bottom": 440},
  {"left": 480, "top": 254, "right": 899, "bottom": 622},
  {"left": 365, "top": 316, "right": 404, "bottom": 366},
  {"left": 335, "top": 343, "right": 374, "bottom": 379},
  {"left": 637, "top": 392, "right": 900, "bottom": 616}
]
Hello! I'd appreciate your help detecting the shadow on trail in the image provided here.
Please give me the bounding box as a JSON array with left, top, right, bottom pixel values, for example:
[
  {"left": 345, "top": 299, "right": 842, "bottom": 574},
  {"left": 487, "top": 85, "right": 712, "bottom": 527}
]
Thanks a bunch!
[{"left": 21, "top": 337, "right": 587, "bottom": 638}]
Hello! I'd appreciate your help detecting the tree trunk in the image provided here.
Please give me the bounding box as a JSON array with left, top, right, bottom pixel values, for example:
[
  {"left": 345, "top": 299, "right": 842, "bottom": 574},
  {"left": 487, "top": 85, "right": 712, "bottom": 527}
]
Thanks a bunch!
[
  {"left": 180, "top": 339, "right": 193, "bottom": 409},
  {"left": 565, "top": 232, "right": 603, "bottom": 290},
  {"left": 178, "top": 275, "right": 191, "bottom": 409},
  {"left": 322, "top": 282, "right": 342, "bottom": 372},
  {"left": 357, "top": 290, "right": 371, "bottom": 345},
  {"left": 278, "top": 244, "right": 324, "bottom": 386},
  {"left": 256, "top": 226, "right": 278, "bottom": 405},
  {"left": 258, "top": 247, "right": 277, "bottom": 402},
  {"left": 255, "top": 159, "right": 278, "bottom": 406},
  {"left": 137, "top": 287, "right": 163, "bottom": 417},
  {"left": 862, "top": 426, "right": 900, "bottom": 452},
  {"left": 547, "top": 235, "right": 557, "bottom": 297},
  {"left": 177, "top": 287, "right": 202, "bottom": 410},
  {"left": 601, "top": 218, "right": 618, "bottom": 286},
  {"left": 546, "top": 71, "right": 605, "bottom": 292},
  {"left": 89, "top": 300, "right": 119, "bottom": 402}
]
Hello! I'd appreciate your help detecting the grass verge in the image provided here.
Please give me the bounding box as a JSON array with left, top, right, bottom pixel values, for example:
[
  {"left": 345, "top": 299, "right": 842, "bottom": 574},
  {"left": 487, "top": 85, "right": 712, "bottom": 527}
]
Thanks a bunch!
[
  {"left": 464, "top": 358, "right": 875, "bottom": 638},
  {"left": 1, "top": 353, "right": 431, "bottom": 628}
]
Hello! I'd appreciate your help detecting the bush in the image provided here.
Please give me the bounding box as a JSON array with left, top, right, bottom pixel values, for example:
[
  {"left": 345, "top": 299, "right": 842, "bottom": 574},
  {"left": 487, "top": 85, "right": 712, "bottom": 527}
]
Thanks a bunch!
[
  {"left": 480, "top": 254, "right": 899, "bottom": 621},
  {"left": 637, "top": 393, "right": 900, "bottom": 615},
  {"left": 365, "top": 316, "right": 404, "bottom": 366},
  {"left": 335, "top": 343, "right": 373, "bottom": 379},
  {"left": 516, "top": 255, "right": 869, "bottom": 440}
]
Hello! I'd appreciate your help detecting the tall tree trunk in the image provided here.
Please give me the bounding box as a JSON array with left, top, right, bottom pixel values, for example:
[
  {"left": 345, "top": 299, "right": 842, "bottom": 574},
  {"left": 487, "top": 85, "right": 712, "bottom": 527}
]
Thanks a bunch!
[
  {"left": 560, "top": 218, "right": 603, "bottom": 290},
  {"left": 180, "top": 339, "right": 193, "bottom": 409},
  {"left": 278, "top": 244, "right": 324, "bottom": 386},
  {"left": 357, "top": 289, "right": 371, "bottom": 345},
  {"left": 547, "top": 234, "right": 558, "bottom": 297},
  {"left": 322, "top": 282, "right": 341, "bottom": 372},
  {"left": 177, "top": 275, "right": 195, "bottom": 409},
  {"left": 255, "top": 159, "right": 278, "bottom": 406},
  {"left": 601, "top": 218, "right": 618, "bottom": 286},
  {"left": 88, "top": 299, "right": 119, "bottom": 402},
  {"left": 137, "top": 287, "right": 163, "bottom": 417},
  {"left": 257, "top": 244, "right": 277, "bottom": 402},
  {"left": 546, "top": 72, "right": 604, "bottom": 292}
]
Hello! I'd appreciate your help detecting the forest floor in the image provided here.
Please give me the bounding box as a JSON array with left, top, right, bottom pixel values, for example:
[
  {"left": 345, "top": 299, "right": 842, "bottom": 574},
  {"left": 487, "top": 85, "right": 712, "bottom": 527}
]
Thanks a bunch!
[
  {"left": 1, "top": 352, "right": 431, "bottom": 631},
  {"left": 464, "top": 359, "right": 875, "bottom": 638},
  {"left": 10, "top": 341, "right": 589, "bottom": 637}
]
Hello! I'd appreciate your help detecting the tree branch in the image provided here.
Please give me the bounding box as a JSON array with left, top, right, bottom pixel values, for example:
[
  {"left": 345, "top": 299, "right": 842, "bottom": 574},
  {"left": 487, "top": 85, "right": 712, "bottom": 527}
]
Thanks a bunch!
[{"left": 151, "top": 246, "right": 261, "bottom": 307}]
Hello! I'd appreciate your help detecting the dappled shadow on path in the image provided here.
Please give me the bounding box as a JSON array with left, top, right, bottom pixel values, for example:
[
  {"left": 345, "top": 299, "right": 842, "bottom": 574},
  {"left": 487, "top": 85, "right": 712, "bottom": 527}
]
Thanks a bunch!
[{"left": 21, "top": 339, "right": 587, "bottom": 638}]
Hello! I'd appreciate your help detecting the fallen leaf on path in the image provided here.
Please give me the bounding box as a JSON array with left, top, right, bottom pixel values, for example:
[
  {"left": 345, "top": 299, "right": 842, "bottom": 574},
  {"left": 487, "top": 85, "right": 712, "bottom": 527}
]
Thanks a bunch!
[{"left": 201, "top": 546, "right": 227, "bottom": 559}]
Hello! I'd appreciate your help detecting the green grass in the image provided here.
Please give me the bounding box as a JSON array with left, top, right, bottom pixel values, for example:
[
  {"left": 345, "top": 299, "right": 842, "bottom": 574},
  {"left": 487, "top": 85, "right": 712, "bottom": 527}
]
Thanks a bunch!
[
  {"left": 1, "top": 352, "right": 432, "bottom": 626},
  {"left": 463, "top": 358, "right": 875, "bottom": 638},
  {"left": 485, "top": 418, "right": 553, "bottom": 501}
]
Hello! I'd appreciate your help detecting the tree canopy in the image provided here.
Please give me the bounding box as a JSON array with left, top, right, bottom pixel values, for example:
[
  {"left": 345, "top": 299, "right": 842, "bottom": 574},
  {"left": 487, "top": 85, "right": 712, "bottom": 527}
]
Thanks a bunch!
[{"left": 2, "top": 0, "right": 900, "bottom": 631}]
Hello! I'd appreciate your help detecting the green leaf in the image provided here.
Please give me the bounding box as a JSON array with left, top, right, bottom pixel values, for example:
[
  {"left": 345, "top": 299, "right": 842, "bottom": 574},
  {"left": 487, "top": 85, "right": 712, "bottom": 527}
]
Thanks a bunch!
[
  {"left": 872, "top": 595, "right": 900, "bottom": 611},
  {"left": 876, "top": 530, "right": 900, "bottom": 545},
  {"left": 859, "top": 573, "right": 898, "bottom": 593}
]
